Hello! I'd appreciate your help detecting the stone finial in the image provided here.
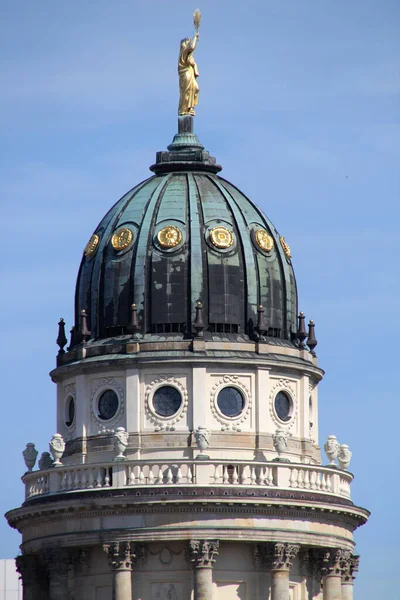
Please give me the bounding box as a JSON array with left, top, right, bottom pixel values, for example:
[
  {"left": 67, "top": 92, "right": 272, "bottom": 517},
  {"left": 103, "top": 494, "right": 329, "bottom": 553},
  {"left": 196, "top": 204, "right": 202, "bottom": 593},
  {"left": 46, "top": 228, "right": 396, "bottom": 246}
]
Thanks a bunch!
[
  {"left": 188, "top": 540, "right": 219, "bottom": 568},
  {"left": 80, "top": 309, "right": 91, "bottom": 343},
  {"left": 307, "top": 319, "right": 318, "bottom": 355},
  {"left": 193, "top": 301, "right": 204, "bottom": 337},
  {"left": 127, "top": 303, "right": 139, "bottom": 337},
  {"left": 38, "top": 452, "right": 53, "bottom": 470},
  {"left": 272, "top": 429, "right": 289, "bottom": 462},
  {"left": 338, "top": 444, "right": 352, "bottom": 470},
  {"left": 56, "top": 318, "right": 68, "bottom": 356},
  {"left": 113, "top": 427, "right": 129, "bottom": 461},
  {"left": 297, "top": 312, "right": 307, "bottom": 349},
  {"left": 68, "top": 326, "right": 76, "bottom": 350},
  {"left": 49, "top": 433, "right": 65, "bottom": 466},
  {"left": 256, "top": 305, "right": 266, "bottom": 339},
  {"left": 194, "top": 426, "right": 210, "bottom": 457},
  {"left": 324, "top": 435, "right": 340, "bottom": 466},
  {"left": 22, "top": 443, "right": 38, "bottom": 472}
]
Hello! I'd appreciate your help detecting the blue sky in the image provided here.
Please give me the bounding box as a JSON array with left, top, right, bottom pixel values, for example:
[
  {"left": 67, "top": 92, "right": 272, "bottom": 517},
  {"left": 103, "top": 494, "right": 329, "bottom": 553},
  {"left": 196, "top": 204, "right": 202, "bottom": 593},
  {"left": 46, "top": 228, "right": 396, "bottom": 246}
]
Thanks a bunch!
[{"left": 1, "top": 1, "right": 399, "bottom": 596}]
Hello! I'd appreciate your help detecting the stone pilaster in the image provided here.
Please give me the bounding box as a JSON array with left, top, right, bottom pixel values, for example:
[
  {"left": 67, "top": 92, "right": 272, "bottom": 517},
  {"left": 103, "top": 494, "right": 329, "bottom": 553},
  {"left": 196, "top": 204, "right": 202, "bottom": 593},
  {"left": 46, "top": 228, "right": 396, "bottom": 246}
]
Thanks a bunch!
[
  {"left": 300, "top": 549, "right": 322, "bottom": 600},
  {"left": 42, "top": 548, "right": 71, "bottom": 600},
  {"left": 321, "top": 549, "right": 352, "bottom": 600},
  {"left": 341, "top": 555, "right": 360, "bottom": 600},
  {"left": 16, "top": 554, "right": 48, "bottom": 600},
  {"left": 254, "top": 543, "right": 300, "bottom": 600},
  {"left": 103, "top": 541, "right": 144, "bottom": 600},
  {"left": 188, "top": 539, "right": 219, "bottom": 600}
]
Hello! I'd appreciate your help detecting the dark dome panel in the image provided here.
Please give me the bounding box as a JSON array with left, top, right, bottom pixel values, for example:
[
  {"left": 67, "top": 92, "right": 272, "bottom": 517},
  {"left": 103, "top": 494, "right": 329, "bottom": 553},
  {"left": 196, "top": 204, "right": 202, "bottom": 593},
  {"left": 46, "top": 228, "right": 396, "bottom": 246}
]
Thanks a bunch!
[{"left": 74, "top": 136, "right": 298, "bottom": 344}]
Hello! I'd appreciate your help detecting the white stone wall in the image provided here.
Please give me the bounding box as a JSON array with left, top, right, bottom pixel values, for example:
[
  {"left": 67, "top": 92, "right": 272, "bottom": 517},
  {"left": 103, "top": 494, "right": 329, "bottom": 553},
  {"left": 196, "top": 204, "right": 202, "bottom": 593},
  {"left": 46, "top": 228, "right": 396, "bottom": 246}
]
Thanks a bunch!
[{"left": 0, "top": 559, "right": 22, "bottom": 600}]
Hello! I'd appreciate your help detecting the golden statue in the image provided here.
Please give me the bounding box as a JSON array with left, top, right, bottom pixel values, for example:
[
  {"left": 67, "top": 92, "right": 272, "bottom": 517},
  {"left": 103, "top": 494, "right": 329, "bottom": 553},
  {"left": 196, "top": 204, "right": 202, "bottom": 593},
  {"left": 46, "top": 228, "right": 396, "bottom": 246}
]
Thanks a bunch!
[{"left": 178, "top": 10, "right": 201, "bottom": 116}]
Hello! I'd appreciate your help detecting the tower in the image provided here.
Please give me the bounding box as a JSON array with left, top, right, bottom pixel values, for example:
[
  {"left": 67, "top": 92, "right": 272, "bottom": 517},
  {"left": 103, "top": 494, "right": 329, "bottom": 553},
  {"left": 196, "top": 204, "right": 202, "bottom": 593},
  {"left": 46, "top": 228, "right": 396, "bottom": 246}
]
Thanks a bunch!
[{"left": 6, "top": 19, "right": 368, "bottom": 600}]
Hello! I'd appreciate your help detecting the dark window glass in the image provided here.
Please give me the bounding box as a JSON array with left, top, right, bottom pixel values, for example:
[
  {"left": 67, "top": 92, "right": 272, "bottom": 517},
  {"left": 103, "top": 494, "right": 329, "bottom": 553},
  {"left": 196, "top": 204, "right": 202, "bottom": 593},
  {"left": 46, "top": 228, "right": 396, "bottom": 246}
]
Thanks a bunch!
[
  {"left": 274, "top": 391, "right": 292, "bottom": 422},
  {"left": 217, "top": 387, "right": 244, "bottom": 417},
  {"left": 153, "top": 386, "right": 182, "bottom": 417},
  {"left": 98, "top": 389, "right": 119, "bottom": 420},
  {"left": 66, "top": 396, "right": 75, "bottom": 427}
]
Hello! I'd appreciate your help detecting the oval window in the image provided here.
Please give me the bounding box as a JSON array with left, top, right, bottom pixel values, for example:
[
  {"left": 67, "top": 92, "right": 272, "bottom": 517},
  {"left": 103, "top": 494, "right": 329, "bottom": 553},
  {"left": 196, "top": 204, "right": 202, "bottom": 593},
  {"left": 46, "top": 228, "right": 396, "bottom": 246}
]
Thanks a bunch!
[
  {"left": 153, "top": 386, "right": 182, "bottom": 417},
  {"left": 274, "top": 391, "right": 292, "bottom": 422},
  {"left": 217, "top": 387, "right": 245, "bottom": 417},
  {"left": 98, "top": 389, "right": 119, "bottom": 421},
  {"left": 65, "top": 396, "right": 75, "bottom": 427}
]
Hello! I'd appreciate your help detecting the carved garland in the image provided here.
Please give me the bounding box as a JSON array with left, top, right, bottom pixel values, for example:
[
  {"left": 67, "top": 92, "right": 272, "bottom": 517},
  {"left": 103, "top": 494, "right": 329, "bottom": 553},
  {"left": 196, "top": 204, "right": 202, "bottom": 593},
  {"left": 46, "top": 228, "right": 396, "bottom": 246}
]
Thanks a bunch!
[
  {"left": 145, "top": 376, "right": 188, "bottom": 432},
  {"left": 210, "top": 375, "right": 252, "bottom": 431},
  {"left": 269, "top": 378, "right": 297, "bottom": 431},
  {"left": 63, "top": 383, "right": 76, "bottom": 441},
  {"left": 90, "top": 377, "right": 125, "bottom": 433}
]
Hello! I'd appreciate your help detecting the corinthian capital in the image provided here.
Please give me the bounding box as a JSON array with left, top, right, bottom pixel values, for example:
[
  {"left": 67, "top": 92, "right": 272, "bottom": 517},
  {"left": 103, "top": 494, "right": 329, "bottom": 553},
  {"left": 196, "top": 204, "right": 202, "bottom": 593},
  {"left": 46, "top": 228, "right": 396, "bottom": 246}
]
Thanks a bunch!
[
  {"left": 103, "top": 542, "right": 133, "bottom": 571},
  {"left": 321, "top": 549, "right": 352, "bottom": 576},
  {"left": 15, "top": 555, "right": 42, "bottom": 584},
  {"left": 188, "top": 540, "right": 219, "bottom": 568},
  {"left": 254, "top": 543, "right": 300, "bottom": 571},
  {"left": 341, "top": 554, "right": 360, "bottom": 583}
]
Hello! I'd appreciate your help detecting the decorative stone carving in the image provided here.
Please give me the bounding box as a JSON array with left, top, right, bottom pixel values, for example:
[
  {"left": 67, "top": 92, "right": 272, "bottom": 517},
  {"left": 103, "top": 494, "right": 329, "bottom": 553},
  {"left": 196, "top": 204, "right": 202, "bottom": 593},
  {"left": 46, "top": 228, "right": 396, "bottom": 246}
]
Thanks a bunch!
[
  {"left": 269, "top": 378, "right": 297, "bottom": 431},
  {"left": 338, "top": 444, "right": 352, "bottom": 470},
  {"left": 210, "top": 375, "right": 251, "bottom": 431},
  {"left": 38, "top": 452, "right": 53, "bottom": 470},
  {"left": 145, "top": 376, "right": 188, "bottom": 432},
  {"left": 254, "top": 543, "right": 300, "bottom": 571},
  {"left": 341, "top": 554, "right": 360, "bottom": 583},
  {"left": 103, "top": 542, "right": 144, "bottom": 571},
  {"left": 194, "top": 427, "right": 210, "bottom": 457},
  {"left": 90, "top": 377, "right": 124, "bottom": 432},
  {"left": 324, "top": 435, "right": 340, "bottom": 466},
  {"left": 320, "top": 549, "right": 352, "bottom": 576},
  {"left": 272, "top": 429, "right": 289, "bottom": 461},
  {"left": 188, "top": 540, "right": 219, "bottom": 568},
  {"left": 49, "top": 434, "right": 65, "bottom": 466},
  {"left": 113, "top": 427, "right": 129, "bottom": 460},
  {"left": 22, "top": 443, "right": 38, "bottom": 472}
]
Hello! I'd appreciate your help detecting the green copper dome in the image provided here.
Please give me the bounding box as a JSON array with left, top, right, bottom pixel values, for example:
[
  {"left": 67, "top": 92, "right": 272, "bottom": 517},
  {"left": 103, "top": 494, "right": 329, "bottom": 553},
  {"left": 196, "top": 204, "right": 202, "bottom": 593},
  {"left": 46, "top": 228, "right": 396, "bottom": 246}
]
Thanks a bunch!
[{"left": 73, "top": 119, "right": 297, "bottom": 345}]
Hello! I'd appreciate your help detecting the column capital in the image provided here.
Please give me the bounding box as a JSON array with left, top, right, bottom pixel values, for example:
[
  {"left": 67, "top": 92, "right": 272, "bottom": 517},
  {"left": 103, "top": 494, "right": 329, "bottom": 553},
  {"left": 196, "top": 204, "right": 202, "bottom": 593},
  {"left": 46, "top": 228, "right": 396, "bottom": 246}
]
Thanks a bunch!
[
  {"left": 341, "top": 554, "right": 360, "bottom": 583},
  {"left": 15, "top": 554, "right": 43, "bottom": 583},
  {"left": 320, "top": 549, "right": 352, "bottom": 577},
  {"left": 188, "top": 539, "right": 219, "bottom": 568},
  {"left": 254, "top": 543, "right": 300, "bottom": 571},
  {"left": 103, "top": 541, "right": 144, "bottom": 572}
]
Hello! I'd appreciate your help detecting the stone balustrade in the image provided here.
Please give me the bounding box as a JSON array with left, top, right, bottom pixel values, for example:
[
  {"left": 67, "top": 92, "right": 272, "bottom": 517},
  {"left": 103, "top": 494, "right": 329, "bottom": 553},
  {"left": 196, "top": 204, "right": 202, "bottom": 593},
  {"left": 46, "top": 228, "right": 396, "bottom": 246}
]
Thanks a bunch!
[{"left": 22, "top": 459, "right": 353, "bottom": 501}]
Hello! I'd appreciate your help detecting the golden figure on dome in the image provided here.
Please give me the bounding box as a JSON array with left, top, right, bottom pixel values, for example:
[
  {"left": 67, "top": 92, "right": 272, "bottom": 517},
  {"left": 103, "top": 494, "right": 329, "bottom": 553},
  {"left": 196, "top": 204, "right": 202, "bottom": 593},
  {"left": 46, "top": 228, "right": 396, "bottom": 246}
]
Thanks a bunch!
[{"left": 178, "top": 10, "right": 201, "bottom": 116}]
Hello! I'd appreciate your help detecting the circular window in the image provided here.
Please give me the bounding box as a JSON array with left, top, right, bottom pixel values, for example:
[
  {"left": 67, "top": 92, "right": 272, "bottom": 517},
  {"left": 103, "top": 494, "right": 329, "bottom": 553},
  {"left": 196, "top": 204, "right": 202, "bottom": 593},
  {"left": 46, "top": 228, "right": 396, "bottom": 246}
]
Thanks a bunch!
[
  {"left": 217, "top": 387, "right": 245, "bottom": 417},
  {"left": 274, "top": 391, "right": 292, "bottom": 422},
  {"left": 98, "top": 389, "right": 119, "bottom": 421},
  {"left": 153, "top": 386, "right": 182, "bottom": 417},
  {"left": 65, "top": 396, "right": 75, "bottom": 427}
]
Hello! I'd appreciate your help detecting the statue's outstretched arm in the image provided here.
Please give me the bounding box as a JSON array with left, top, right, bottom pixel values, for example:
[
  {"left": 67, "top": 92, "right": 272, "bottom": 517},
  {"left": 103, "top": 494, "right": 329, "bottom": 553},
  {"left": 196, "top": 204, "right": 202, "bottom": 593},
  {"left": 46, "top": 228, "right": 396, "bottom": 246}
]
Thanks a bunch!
[{"left": 190, "top": 33, "right": 199, "bottom": 51}]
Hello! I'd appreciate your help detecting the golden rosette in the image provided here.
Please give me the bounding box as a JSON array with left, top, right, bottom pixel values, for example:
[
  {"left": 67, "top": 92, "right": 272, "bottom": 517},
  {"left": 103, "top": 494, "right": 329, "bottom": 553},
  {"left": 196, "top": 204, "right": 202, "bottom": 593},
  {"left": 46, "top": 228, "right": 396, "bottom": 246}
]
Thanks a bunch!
[
  {"left": 280, "top": 236, "right": 292, "bottom": 259},
  {"left": 157, "top": 225, "right": 183, "bottom": 248},
  {"left": 111, "top": 227, "right": 134, "bottom": 251},
  {"left": 255, "top": 229, "right": 274, "bottom": 252},
  {"left": 209, "top": 226, "right": 234, "bottom": 249},
  {"left": 84, "top": 233, "right": 100, "bottom": 257}
]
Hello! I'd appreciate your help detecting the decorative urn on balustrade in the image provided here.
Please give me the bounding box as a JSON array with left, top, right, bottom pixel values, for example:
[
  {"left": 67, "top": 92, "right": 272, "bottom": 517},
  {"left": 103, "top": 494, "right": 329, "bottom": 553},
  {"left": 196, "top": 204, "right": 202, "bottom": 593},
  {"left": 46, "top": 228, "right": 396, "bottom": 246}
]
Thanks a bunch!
[
  {"left": 324, "top": 435, "right": 340, "bottom": 466},
  {"left": 113, "top": 427, "right": 129, "bottom": 461},
  {"left": 49, "top": 434, "right": 65, "bottom": 466},
  {"left": 194, "top": 426, "right": 210, "bottom": 458},
  {"left": 338, "top": 444, "right": 352, "bottom": 470},
  {"left": 22, "top": 443, "right": 38, "bottom": 472},
  {"left": 272, "top": 429, "right": 289, "bottom": 462}
]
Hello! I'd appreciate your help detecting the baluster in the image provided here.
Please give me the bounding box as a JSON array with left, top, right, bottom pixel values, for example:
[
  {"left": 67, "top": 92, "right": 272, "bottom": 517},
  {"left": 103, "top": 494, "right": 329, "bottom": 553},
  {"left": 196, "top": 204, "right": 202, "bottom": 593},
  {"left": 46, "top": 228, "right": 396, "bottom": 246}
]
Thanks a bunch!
[
  {"left": 81, "top": 469, "right": 87, "bottom": 489},
  {"left": 298, "top": 469, "right": 304, "bottom": 489},
  {"left": 214, "top": 464, "right": 221, "bottom": 484},
  {"left": 138, "top": 466, "right": 145, "bottom": 484},
  {"left": 223, "top": 466, "right": 229, "bottom": 484},
  {"left": 250, "top": 466, "right": 257, "bottom": 485},
  {"left": 241, "top": 465, "right": 249, "bottom": 485},
  {"left": 95, "top": 468, "right": 103, "bottom": 488},
  {"left": 73, "top": 470, "right": 79, "bottom": 489},
  {"left": 148, "top": 468, "right": 154, "bottom": 484},
  {"left": 267, "top": 467, "right": 274, "bottom": 486},
  {"left": 176, "top": 467, "right": 182, "bottom": 484},
  {"left": 187, "top": 466, "right": 193, "bottom": 484},
  {"left": 60, "top": 471, "right": 67, "bottom": 491},
  {"left": 166, "top": 468, "right": 173, "bottom": 484},
  {"left": 321, "top": 473, "right": 327, "bottom": 491},
  {"left": 104, "top": 468, "right": 110, "bottom": 487},
  {"left": 258, "top": 466, "right": 265, "bottom": 485},
  {"left": 325, "top": 473, "right": 332, "bottom": 492},
  {"left": 232, "top": 466, "right": 238, "bottom": 485},
  {"left": 155, "top": 466, "right": 163, "bottom": 485},
  {"left": 128, "top": 466, "right": 135, "bottom": 486},
  {"left": 304, "top": 469, "right": 310, "bottom": 489},
  {"left": 289, "top": 468, "right": 297, "bottom": 488},
  {"left": 310, "top": 470, "right": 317, "bottom": 490},
  {"left": 87, "top": 469, "right": 94, "bottom": 489}
]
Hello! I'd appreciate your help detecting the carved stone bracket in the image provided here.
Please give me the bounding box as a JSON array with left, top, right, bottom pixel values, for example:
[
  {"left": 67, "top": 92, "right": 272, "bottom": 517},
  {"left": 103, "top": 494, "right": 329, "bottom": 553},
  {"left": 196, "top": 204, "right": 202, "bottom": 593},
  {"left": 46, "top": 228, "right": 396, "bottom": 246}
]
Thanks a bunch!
[
  {"left": 188, "top": 540, "right": 219, "bottom": 569},
  {"left": 341, "top": 554, "right": 360, "bottom": 583},
  {"left": 254, "top": 543, "right": 300, "bottom": 571},
  {"left": 103, "top": 541, "right": 144, "bottom": 572}
]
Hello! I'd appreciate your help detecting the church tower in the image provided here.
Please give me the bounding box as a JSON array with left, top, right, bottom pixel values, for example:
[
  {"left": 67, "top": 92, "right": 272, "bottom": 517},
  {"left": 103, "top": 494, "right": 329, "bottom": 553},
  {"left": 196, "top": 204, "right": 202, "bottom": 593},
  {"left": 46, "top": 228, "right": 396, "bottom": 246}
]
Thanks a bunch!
[{"left": 6, "top": 15, "right": 368, "bottom": 600}]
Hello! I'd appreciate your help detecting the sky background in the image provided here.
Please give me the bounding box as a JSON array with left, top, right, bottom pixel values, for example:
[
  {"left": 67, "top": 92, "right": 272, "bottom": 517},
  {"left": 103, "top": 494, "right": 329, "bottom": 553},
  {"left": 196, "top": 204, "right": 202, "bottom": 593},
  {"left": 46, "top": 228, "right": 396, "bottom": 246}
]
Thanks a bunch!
[{"left": 0, "top": 1, "right": 399, "bottom": 597}]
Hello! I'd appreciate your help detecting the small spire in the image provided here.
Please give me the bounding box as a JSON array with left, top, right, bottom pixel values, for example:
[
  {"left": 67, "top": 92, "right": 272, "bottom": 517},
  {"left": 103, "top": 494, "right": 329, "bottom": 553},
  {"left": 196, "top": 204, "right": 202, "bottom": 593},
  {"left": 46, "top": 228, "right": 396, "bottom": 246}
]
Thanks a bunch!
[
  {"left": 307, "top": 319, "right": 318, "bottom": 356},
  {"left": 193, "top": 301, "right": 204, "bottom": 337},
  {"left": 68, "top": 326, "right": 75, "bottom": 350},
  {"left": 80, "top": 309, "right": 91, "bottom": 343},
  {"left": 127, "top": 304, "right": 140, "bottom": 338},
  {"left": 256, "top": 305, "right": 266, "bottom": 339},
  {"left": 56, "top": 318, "right": 67, "bottom": 355},
  {"left": 297, "top": 312, "right": 307, "bottom": 349}
]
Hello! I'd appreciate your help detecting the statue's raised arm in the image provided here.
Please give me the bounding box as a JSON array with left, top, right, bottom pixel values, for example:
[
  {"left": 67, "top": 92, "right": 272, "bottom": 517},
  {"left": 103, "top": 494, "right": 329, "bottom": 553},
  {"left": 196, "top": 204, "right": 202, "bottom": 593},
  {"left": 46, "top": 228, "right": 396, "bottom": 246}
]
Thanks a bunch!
[{"left": 178, "top": 12, "right": 201, "bottom": 116}]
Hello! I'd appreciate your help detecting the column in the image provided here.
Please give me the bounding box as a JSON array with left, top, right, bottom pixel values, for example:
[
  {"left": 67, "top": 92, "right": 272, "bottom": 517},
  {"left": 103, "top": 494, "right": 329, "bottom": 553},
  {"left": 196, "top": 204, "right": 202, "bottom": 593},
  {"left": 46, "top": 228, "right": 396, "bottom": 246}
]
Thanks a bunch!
[
  {"left": 254, "top": 543, "right": 300, "bottom": 600},
  {"left": 16, "top": 554, "right": 47, "bottom": 600},
  {"left": 321, "top": 549, "right": 351, "bottom": 600},
  {"left": 341, "top": 555, "right": 359, "bottom": 600},
  {"left": 103, "top": 541, "right": 144, "bottom": 600},
  {"left": 188, "top": 539, "right": 219, "bottom": 600}
]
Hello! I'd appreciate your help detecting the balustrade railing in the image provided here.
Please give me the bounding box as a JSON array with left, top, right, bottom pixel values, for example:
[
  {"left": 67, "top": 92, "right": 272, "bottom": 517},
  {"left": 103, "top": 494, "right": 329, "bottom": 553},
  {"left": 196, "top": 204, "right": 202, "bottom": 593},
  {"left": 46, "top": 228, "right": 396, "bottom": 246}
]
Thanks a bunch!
[{"left": 23, "top": 460, "right": 352, "bottom": 501}]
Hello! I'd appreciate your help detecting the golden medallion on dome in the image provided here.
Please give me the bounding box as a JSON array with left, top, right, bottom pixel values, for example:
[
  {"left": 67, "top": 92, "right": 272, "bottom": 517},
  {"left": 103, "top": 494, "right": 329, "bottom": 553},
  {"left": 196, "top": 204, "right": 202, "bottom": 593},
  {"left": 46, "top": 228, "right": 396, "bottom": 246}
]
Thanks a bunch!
[
  {"left": 111, "top": 227, "right": 134, "bottom": 251},
  {"left": 157, "top": 225, "right": 183, "bottom": 248},
  {"left": 255, "top": 228, "right": 274, "bottom": 252},
  {"left": 209, "top": 226, "right": 234, "bottom": 249},
  {"left": 84, "top": 233, "right": 100, "bottom": 257},
  {"left": 280, "top": 236, "right": 291, "bottom": 259}
]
